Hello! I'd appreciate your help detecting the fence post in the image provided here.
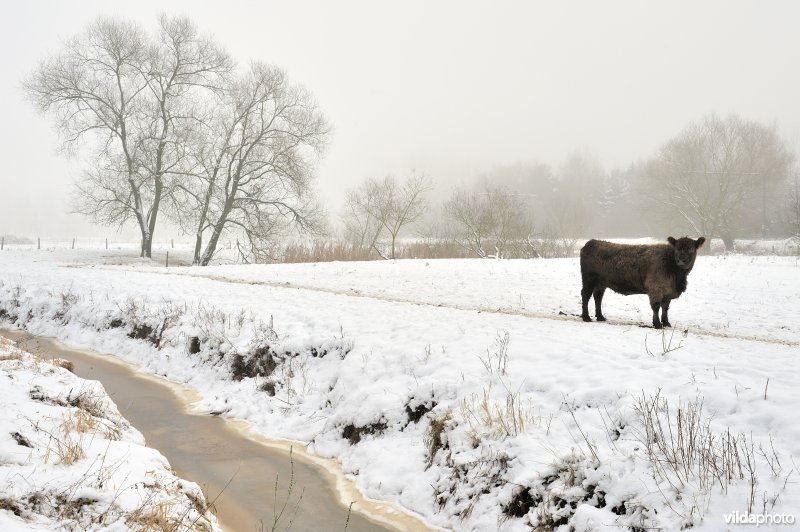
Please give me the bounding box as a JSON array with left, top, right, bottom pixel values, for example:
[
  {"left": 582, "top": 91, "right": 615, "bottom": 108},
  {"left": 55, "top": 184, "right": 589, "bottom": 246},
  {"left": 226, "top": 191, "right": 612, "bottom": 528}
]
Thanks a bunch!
[
  {"left": 72, "top": 237, "right": 75, "bottom": 249},
  {"left": 38, "top": 237, "right": 40, "bottom": 250},
  {"left": 1, "top": 236, "right": 3, "bottom": 250},
  {"left": 166, "top": 251, "right": 169, "bottom": 268},
  {"left": 171, "top": 238, "right": 174, "bottom": 249},
  {"left": 105, "top": 237, "right": 108, "bottom": 250}
]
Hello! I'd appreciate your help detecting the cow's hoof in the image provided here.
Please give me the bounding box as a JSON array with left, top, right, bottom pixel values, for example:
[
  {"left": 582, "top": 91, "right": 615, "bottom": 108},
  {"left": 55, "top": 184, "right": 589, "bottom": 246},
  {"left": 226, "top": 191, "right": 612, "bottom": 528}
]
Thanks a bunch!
[
  {"left": 582, "top": 315, "right": 592, "bottom": 322},
  {"left": 596, "top": 315, "right": 606, "bottom": 322},
  {"left": 662, "top": 321, "right": 672, "bottom": 328},
  {"left": 653, "top": 323, "right": 663, "bottom": 329}
]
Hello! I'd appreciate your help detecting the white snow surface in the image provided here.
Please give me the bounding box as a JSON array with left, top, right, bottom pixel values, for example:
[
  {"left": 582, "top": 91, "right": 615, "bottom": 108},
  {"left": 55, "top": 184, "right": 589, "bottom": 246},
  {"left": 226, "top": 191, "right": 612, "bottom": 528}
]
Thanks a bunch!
[
  {"left": 0, "top": 336, "right": 220, "bottom": 531},
  {"left": 1, "top": 248, "right": 799, "bottom": 531}
]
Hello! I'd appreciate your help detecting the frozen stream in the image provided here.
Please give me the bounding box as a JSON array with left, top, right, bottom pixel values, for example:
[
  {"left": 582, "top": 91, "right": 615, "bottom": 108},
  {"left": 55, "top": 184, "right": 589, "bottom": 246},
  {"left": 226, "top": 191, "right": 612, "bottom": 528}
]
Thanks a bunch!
[{"left": 1, "top": 330, "right": 432, "bottom": 532}]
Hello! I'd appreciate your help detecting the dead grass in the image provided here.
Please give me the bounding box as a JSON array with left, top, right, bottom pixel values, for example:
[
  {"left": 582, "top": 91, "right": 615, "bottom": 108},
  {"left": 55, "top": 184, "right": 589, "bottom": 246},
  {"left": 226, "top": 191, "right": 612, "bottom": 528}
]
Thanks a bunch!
[
  {"left": 124, "top": 477, "right": 216, "bottom": 532},
  {"left": 39, "top": 392, "right": 121, "bottom": 465},
  {"left": 127, "top": 501, "right": 187, "bottom": 532},
  {"left": 0, "top": 336, "right": 23, "bottom": 360},
  {"left": 277, "top": 238, "right": 555, "bottom": 263},
  {"left": 634, "top": 391, "right": 755, "bottom": 493},
  {"left": 424, "top": 409, "right": 452, "bottom": 469},
  {"left": 460, "top": 383, "right": 540, "bottom": 439},
  {"left": 50, "top": 357, "right": 75, "bottom": 373},
  {"left": 631, "top": 390, "right": 780, "bottom": 522},
  {"left": 476, "top": 331, "right": 511, "bottom": 376},
  {"left": 61, "top": 408, "right": 97, "bottom": 434},
  {"left": 68, "top": 389, "right": 107, "bottom": 418},
  {"left": 43, "top": 422, "right": 85, "bottom": 466}
]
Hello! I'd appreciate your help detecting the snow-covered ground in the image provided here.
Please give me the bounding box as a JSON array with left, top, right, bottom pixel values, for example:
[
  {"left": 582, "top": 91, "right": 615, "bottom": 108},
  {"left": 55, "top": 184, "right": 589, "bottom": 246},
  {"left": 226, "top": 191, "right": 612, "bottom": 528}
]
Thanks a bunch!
[
  {"left": 0, "top": 336, "right": 220, "bottom": 531},
  {"left": 1, "top": 247, "right": 799, "bottom": 530}
]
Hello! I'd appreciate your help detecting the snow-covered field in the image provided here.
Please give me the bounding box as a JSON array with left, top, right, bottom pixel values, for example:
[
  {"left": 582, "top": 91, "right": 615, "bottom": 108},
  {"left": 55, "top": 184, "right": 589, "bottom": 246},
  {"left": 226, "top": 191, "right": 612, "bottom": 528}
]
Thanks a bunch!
[
  {"left": 1, "top": 247, "right": 799, "bottom": 530},
  {"left": 0, "top": 336, "right": 220, "bottom": 531}
]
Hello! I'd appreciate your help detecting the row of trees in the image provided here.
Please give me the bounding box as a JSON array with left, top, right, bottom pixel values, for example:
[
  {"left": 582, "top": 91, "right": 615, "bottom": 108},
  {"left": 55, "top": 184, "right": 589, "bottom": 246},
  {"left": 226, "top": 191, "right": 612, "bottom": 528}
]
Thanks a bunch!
[
  {"left": 26, "top": 16, "right": 327, "bottom": 264},
  {"left": 341, "top": 115, "right": 798, "bottom": 258},
  {"left": 27, "top": 16, "right": 799, "bottom": 262}
]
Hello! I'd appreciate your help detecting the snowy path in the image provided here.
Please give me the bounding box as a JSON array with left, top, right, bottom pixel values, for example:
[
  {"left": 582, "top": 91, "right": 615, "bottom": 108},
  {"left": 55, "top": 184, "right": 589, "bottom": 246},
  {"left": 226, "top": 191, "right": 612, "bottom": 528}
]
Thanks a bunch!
[{"left": 94, "top": 257, "right": 800, "bottom": 347}]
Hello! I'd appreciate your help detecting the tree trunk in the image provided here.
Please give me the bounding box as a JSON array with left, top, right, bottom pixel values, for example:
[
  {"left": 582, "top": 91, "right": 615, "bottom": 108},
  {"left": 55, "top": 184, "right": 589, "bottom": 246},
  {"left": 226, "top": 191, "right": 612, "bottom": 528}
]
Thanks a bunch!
[
  {"left": 199, "top": 193, "right": 235, "bottom": 266},
  {"left": 140, "top": 229, "right": 151, "bottom": 258},
  {"left": 199, "top": 224, "right": 225, "bottom": 266},
  {"left": 193, "top": 181, "right": 215, "bottom": 265},
  {"left": 143, "top": 178, "right": 164, "bottom": 259},
  {"left": 193, "top": 233, "right": 203, "bottom": 265},
  {"left": 721, "top": 233, "right": 735, "bottom": 252}
]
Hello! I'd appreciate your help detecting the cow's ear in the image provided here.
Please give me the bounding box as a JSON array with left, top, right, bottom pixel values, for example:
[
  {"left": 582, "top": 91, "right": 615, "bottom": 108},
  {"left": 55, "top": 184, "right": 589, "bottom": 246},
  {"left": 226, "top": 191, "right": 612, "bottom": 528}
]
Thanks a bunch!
[
  {"left": 695, "top": 237, "right": 706, "bottom": 249},
  {"left": 667, "top": 236, "right": 677, "bottom": 246}
]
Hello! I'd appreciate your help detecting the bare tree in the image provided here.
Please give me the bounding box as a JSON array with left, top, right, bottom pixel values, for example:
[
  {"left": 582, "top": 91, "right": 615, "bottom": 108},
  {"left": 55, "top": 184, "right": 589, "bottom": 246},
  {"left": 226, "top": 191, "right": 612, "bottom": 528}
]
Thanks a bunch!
[
  {"left": 443, "top": 187, "right": 494, "bottom": 257},
  {"left": 181, "top": 62, "right": 329, "bottom": 266},
  {"left": 341, "top": 183, "right": 384, "bottom": 251},
  {"left": 139, "top": 16, "right": 232, "bottom": 257},
  {"left": 24, "top": 16, "right": 231, "bottom": 257},
  {"left": 444, "top": 184, "right": 534, "bottom": 258},
  {"left": 342, "top": 173, "right": 432, "bottom": 259},
  {"left": 642, "top": 114, "right": 793, "bottom": 251}
]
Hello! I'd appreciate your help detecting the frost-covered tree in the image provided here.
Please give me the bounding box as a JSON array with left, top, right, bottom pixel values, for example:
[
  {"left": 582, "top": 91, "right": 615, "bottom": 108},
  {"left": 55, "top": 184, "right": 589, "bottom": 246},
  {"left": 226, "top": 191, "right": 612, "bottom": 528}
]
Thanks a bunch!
[
  {"left": 342, "top": 173, "right": 432, "bottom": 259},
  {"left": 444, "top": 185, "right": 534, "bottom": 258},
  {"left": 24, "top": 16, "right": 232, "bottom": 258},
  {"left": 179, "top": 63, "right": 329, "bottom": 265},
  {"left": 642, "top": 114, "right": 793, "bottom": 250}
]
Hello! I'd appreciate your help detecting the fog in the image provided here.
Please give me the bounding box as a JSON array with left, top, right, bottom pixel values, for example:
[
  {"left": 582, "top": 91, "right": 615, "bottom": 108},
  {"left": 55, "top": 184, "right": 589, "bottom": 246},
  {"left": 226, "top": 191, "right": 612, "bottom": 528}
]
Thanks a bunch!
[{"left": 2, "top": 0, "right": 800, "bottom": 239}]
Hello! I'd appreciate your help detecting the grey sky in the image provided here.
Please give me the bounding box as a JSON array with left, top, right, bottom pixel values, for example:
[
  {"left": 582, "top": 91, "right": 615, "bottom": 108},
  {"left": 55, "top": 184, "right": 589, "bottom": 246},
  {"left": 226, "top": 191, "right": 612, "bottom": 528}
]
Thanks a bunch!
[{"left": 2, "top": 0, "right": 799, "bottom": 238}]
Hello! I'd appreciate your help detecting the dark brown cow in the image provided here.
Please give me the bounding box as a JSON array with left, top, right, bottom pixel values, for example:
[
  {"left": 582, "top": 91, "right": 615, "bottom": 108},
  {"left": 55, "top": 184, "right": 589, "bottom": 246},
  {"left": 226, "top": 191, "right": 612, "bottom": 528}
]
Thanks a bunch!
[{"left": 580, "top": 237, "right": 705, "bottom": 328}]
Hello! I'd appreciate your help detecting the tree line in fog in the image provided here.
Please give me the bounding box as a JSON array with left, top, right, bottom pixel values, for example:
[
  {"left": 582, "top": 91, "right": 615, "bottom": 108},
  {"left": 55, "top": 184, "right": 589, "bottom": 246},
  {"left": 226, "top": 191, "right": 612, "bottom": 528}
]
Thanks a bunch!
[
  {"left": 25, "top": 15, "right": 800, "bottom": 264},
  {"left": 344, "top": 114, "right": 797, "bottom": 258}
]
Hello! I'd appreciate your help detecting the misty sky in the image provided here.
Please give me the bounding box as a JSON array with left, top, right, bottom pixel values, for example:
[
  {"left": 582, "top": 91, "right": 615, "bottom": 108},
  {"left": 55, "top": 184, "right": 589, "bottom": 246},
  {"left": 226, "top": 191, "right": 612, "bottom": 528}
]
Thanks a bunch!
[{"left": 2, "top": 0, "right": 799, "bottom": 239}]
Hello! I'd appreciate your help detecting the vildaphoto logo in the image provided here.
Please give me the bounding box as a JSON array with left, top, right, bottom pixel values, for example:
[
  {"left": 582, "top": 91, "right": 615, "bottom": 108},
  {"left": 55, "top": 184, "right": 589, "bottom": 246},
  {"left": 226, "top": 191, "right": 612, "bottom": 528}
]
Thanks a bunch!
[{"left": 724, "top": 511, "right": 796, "bottom": 527}]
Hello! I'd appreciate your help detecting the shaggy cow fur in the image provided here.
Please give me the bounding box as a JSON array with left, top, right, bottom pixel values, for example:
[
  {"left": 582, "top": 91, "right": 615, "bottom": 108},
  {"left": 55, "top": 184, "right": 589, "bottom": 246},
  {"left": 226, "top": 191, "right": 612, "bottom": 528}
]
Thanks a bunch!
[{"left": 580, "top": 236, "right": 706, "bottom": 328}]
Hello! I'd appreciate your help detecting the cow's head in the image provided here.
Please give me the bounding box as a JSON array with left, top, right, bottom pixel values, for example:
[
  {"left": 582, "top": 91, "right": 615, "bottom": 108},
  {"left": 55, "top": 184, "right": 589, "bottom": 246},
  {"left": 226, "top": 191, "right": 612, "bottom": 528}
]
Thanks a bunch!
[{"left": 667, "top": 236, "right": 705, "bottom": 270}]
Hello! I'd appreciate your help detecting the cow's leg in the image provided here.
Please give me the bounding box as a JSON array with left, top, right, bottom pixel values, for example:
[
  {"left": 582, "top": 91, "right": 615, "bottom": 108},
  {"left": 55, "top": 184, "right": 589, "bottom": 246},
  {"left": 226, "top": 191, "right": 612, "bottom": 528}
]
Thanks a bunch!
[
  {"left": 593, "top": 286, "right": 607, "bottom": 321},
  {"left": 649, "top": 293, "right": 663, "bottom": 329},
  {"left": 581, "top": 274, "right": 596, "bottom": 322},
  {"left": 661, "top": 298, "right": 672, "bottom": 328}
]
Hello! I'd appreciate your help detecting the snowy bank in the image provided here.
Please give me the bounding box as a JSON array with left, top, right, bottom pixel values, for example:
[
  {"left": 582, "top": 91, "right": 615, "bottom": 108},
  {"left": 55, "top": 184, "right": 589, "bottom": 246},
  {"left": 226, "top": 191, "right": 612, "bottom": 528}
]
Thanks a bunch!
[{"left": 0, "top": 336, "right": 220, "bottom": 531}]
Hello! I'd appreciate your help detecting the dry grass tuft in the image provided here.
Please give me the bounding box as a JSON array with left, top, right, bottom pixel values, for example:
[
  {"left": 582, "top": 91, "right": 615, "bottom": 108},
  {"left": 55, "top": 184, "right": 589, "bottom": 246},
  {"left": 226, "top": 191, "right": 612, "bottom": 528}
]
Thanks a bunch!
[
  {"left": 127, "top": 500, "right": 185, "bottom": 532},
  {"left": 61, "top": 408, "right": 97, "bottom": 434},
  {"left": 632, "top": 390, "right": 773, "bottom": 522},
  {"left": 424, "top": 409, "right": 452, "bottom": 469},
  {"left": 43, "top": 425, "right": 85, "bottom": 466},
  {"left": 460, "top": 383, "right": 540, "bottom": 439},
  {"left": 50, "top": 357, "right": 75, "bottom": 373}
]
